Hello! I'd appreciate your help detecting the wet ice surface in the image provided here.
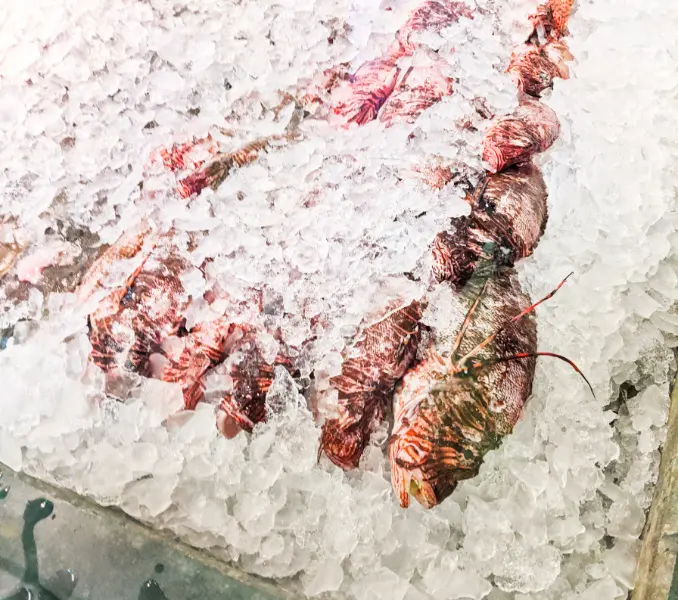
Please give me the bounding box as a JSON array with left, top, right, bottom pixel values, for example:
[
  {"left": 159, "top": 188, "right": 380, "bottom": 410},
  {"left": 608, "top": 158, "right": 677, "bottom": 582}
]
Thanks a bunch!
[{"left": 1, "top": 0, "right": 678, "bottom": 599}]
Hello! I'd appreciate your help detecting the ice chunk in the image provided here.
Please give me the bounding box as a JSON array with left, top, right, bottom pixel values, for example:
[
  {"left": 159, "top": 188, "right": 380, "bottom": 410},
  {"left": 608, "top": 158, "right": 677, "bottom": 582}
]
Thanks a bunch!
[
  {"left": 508, "top": 460, "right": 550, "bottom": 496},
  {"left": 129, "top": 442, "right": 159, "bottom": 476},
  {"left": 606, "top": 499, "right": 645, "bottom": 541},
  {"left": 447, "top": 569, "right": 492, "bottom": 600},
  {"left": 0, "top": 42, "right": 41, "bottom": 76},
  {"left": 303, "top": 558, "right": 345, "bottom": 596},
  {"left": 0, "top": 432, "right": 22, "bottom": 471},
  {"left": 602, "top": 540, "right": 639, "bottom": 590},
  {"left": 493, "top": 542, "right": 560, "bottom": 593},
  {"left": 351, "top": 568, "right": 409, "bottom": 600},
  {"left": 185, "top": 454, "right": 217, "bottom": 480},
  {"left": 265, "top": 365, "right": 304, "bottom": 417},
  {"left": 122, "top": 474, "right": 179, "bottom": 518},
  {"left": 573, "top": 576, "right": 624, "bottom": 600},
  {"left": 64, "top": 332, "right": 92, "bottom": 380},
  {"left": 135, "top": 379, "right": 185, "bottom": 427},
  {"left": 257, "top": 331, "right": 280, "bottom": 365}
]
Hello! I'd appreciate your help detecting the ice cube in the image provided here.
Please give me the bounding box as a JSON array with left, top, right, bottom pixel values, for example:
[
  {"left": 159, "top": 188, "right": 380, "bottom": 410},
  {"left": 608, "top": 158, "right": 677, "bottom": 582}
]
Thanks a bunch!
[
  {"left": 606, "top": 499, "right": 645, "bottom": 541},
  {"left": 265, "top": 365, "right": 304, "bottom": 417},
  {"left": 303, "top": 558, "right": 345, "bottom": 596},
  {"left": 259, "top": 533, "right": 286, "bottom": 561},
  {"left": 447, "top": 569, "right": 492, "bottom": 600},
  {"left": 601, "top": 540, "right": 639, "bottom": 590},
  {"left": 123, "top": 474, "right": 179, "bottom": 518},
  {"left": 573, "top": 576, "right": 624, "bottom": 600},
  {"left": 350, "top": 568, "right": 409, "bottom": 600},
  {"left": 135, "top": 379, "right": 185, "bottom": 426},
  {"left": 0, "top": 431, "right": 23, "bottom": 471}
]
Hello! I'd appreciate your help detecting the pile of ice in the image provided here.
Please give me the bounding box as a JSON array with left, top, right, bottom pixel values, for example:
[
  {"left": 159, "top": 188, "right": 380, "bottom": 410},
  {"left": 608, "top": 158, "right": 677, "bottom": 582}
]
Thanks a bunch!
[{"left": 2, "top": 0, "right": 678, "bottom": 599}]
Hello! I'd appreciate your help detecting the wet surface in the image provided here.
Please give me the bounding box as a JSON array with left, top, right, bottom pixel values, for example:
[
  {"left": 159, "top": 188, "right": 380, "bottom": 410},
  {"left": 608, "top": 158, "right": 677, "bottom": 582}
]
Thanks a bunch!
[{"left": 0, "top": 467, "right": 292, "bottom": 600}]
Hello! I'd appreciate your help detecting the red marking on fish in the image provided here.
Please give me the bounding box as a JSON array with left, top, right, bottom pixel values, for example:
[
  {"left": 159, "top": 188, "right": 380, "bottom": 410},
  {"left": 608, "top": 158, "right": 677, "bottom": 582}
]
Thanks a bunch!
[
  {"left": 155, "top": 136, "right": 220, "bottom": 173},
  {"left": 177, "top": 136, "right": 287, "bottom": 198},
  {"left": 320, "top": 300, "right": 423, "bottom": 470},
  {"left": 330, "top": 1, "right": 469, "bottom": 128},
  {"left": 0, "top": 243, "right": 22, "bottom": 279},
  {"left": 215, "top": 343, "right": 294, "bottom": 436},
  {"left": 508, "top": 40, "right": 572, "bottom": 97},
  {"left": 549, "top": 0, "right": 575, "bottom": 32},
  {"left": 330, "top": 54, "right": 403, "bottom": 127},
  {"left": 77, "top": 224, "right": 154, "bottom": 306},
  {"left": 160, "top": 316, "right": 240, "bottom": 410},
  {"left": 482, "top": 100, "right": 560, "bottom": 173},
  {"left": 413, "top": 162, "right": 456, "bottom": 189},
  {"left": 530, "top": 0, "right": 575, "bottom": 39},
  {"left": 396, "top": 1, "right": 472, "bottom": 55},
  {"left": 87, "top": 247, "right": 192, "bottom": 380},
  {"left": 378, "top": 51, "right": 454, "bottom": 127}
]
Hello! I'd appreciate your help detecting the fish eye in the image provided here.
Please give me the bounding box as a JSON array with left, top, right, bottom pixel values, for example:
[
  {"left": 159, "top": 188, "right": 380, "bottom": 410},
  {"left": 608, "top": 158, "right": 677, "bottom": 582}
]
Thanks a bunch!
[{"left": 455, "top": 364, "right": 474, "bottom": 379}]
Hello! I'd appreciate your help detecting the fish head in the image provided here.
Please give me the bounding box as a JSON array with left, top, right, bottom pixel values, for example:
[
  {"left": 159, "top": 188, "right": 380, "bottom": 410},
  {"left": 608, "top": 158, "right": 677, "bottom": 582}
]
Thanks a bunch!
[
  {"left": 390, "top": 367, "right": 485, "bottom": 509},
  {"left": 389, "top": 420, "right": 462, "bottom": 509},
  {"left": 320, "top": 420, "right": 369, "bottom": 471}
]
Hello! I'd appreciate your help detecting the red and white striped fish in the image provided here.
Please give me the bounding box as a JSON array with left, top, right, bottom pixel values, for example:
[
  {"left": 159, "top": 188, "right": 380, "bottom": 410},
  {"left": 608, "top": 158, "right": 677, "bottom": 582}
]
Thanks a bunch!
[
  {"left": 482, "top": 100, "right": 560, "bottom": 173},
  {"left": 320, "top": 300, "right": 423, "bottom": 470},
  {"left": 432, "top": 162, "right": 549, "bottom": 285},
  {"left": 390, "top": 269, "right": 591, "bottom": 508}
]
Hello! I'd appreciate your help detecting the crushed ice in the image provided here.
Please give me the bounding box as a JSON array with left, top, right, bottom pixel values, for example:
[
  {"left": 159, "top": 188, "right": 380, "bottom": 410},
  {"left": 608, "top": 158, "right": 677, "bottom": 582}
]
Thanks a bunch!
[{"left": 1, "top": 0, "right": 678, "bottom": 599}]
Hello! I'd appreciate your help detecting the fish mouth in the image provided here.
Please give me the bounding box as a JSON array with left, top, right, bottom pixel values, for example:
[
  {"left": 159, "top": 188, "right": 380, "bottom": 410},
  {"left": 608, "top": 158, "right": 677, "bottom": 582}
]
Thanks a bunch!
[
  {"left": 390, "top": 436, "right": 439, "bottom": 509},
  {"left": 408, "top": 475, "right": 437, "bottom": 509},
  {"left": 390, "top": 458, "right": 438, "bottom": 509}
]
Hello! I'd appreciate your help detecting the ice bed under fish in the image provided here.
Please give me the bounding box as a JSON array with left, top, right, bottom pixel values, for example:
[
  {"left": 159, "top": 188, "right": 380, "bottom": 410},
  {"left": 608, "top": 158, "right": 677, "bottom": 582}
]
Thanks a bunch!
[{"left": 1, "top": 0, "right": 678, "bottom": 598}]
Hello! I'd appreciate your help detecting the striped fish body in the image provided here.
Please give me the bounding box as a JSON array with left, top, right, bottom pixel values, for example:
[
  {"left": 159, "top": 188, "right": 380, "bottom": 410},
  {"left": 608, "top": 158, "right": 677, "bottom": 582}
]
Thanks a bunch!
[
  {"left": 482, "top": 100, "right": 560, "bottom": 173},
  {"left": 378, "top": 50, "right": 454, "bottom": 127},
  {"left": 396, "top": 0, "right": 472, "bottom": 55},
  {"left": 432, "top": 163, "right": 548, "bottom": 286},
  {"left": 215, "top": 341, "right": 294, "bottom": 438},
  {"left": 330, "top": 55, "right": 403, "bottom": 127},
  {"left": 321, "top": 300, "right": 423, "bottom": 470},
  {"left": 88, "top": 244, "right": 191, "bottom": 381},
  {"left": 508, "top": 40, "right": 571, "bottom": 97},
  {"left": 390, "top": 269, "right": 536, "bottom": 508}
]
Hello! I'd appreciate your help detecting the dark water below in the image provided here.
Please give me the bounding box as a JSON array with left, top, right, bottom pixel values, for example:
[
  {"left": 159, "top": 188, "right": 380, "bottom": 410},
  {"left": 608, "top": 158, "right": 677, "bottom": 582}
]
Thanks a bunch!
[{"left": 0, "top": 480, "right": 169, "bottom": 600}]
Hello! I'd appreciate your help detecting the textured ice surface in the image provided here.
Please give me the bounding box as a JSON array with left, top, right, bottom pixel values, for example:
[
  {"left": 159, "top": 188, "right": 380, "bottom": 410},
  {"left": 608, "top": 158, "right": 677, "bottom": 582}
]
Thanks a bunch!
[{"left": 2, "top": 0, "right": 678, "bottom": 599}]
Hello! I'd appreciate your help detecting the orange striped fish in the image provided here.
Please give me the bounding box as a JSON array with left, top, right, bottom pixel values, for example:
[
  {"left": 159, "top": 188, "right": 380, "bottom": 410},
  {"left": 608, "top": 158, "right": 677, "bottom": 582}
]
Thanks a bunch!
[
  {"left": 390, "top": 269, "right": 591, "bottom": 508},
  {"left": 549, "top": 0, "right": 575, "bottom": 32}
]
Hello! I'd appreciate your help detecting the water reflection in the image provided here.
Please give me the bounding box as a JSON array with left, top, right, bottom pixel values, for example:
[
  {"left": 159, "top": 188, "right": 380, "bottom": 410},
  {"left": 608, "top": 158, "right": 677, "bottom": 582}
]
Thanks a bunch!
[
  {"left": 1, "top": 488, "right": 168, "bottom": 600},
  {"left": 1, "top": 497, "right": 76, "bottom": 600}
]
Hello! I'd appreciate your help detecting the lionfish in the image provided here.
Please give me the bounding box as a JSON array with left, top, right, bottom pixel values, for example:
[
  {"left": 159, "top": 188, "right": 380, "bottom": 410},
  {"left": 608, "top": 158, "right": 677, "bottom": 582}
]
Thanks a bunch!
[
  {"left": 389, "top": 269, "right": 591, "bottom": 508},
  {"left": 79, "top": 226, "right": 292, "bottom": 434},
  {"left": 320, "top": 301, "right": 423, "bottom": 470},
  {"left": 330, "top": 0, "right": 470, "bottom": 127}
]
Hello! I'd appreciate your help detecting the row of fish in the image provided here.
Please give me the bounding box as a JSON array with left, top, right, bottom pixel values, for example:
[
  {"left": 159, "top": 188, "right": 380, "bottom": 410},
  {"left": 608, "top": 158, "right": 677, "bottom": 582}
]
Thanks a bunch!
[
  {"left": 321, "top": 0, "right": 584, "bottom": 508},
  {"left": 2, "top": 0, "right": 585, "bottom": 510}
]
